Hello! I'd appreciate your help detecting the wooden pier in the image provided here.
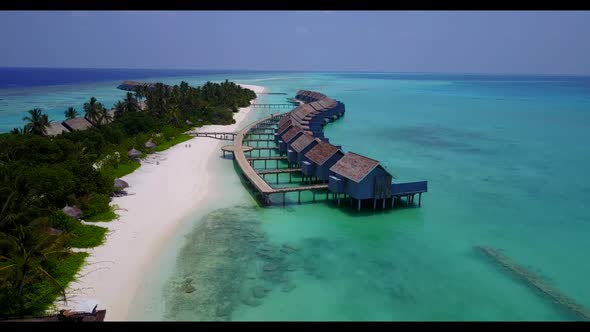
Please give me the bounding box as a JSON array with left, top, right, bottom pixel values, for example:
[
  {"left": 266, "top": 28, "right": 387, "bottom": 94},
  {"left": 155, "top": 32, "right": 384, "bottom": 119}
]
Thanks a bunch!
[
  {"left": 250, "top": 103, "right": 295, "bottom": 108},
  {"left": 477, "top": 246, "right": 590, "bottom": 321},
  {"left": 189, "top": 131, "right": 236, "bottom": 140},
  {"left": 225, "top": 113, "right": 332, "bottom": 206},
  {"left": 206, "top": 90, "right": 427, "bottom": 210},
  {"left": 256, "top": 168, "right": 302, "bottom": 175}
]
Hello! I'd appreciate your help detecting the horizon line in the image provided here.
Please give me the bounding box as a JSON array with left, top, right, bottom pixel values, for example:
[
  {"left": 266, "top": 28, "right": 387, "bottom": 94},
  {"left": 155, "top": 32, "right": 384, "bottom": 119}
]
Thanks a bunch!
[{"left": 1, "top": 66, "right": 589, "bottom": 77}]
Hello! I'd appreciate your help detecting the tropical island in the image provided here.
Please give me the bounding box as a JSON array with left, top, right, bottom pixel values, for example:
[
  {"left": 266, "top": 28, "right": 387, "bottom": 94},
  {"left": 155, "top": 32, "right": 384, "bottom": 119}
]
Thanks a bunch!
[{"left": 0, "top": 80, "right": 259, "bottom": 319}]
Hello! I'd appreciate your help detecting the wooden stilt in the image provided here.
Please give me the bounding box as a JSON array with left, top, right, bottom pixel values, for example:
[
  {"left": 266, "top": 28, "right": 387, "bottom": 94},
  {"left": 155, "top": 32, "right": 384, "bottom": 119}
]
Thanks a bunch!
[
  {"left": 382, "top": 198, "right": 385, "bottom": 209},
  {"left": 276, "top": 173, "right": 279, "bottom": 184},
  {"left": 298, "top": 191, "right": 301, "bottom": 204},
  {"left": 283, "top": 192, "right": 286, "bottom": 207},
  {"left": 392, "top": 196, "right": 395, "bottom": 208},
  {"left": 373, "top": 199, "right": 376, "bottom": 210},
  {"left": 419, "top": 193, "right": 422, "bottom": 207},
  {"left": 289, "top": 173, "right": 292, "bottom": 183},
  {"left": 358, "top": 199, "right": 361, "bottom": 211}
]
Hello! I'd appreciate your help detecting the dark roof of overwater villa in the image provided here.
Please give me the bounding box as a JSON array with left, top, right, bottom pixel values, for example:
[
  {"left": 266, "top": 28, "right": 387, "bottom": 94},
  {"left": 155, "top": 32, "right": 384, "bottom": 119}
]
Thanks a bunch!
[
  {"left": 318, "top": 97, "right": 337, "bottom": 108},
  {"left": 330, "top": 152, "right": 388, "bottom": 183},
  {"left": 277, "top": 119, "right": 295, "bottom": 135},
  {"left": 281, "top": 126, "right": 303, "bottom": 143},
  {"left": 305, "top": 140, "right": 342, "bottom": 166},
  {"left": 62, "top": 117, "right": 93, "bottom": 131},
  {"left": 292, "top": 105, "right": 316, "bottom": 119},
  {"left": 278, "top": 112, "right": 293, "bottom": 127},
  {"left": 290, "top": 133, "right": 316, "bottom": 152},
  {"left": 309, "top": 101, "right": 327, "bottom": 112}
]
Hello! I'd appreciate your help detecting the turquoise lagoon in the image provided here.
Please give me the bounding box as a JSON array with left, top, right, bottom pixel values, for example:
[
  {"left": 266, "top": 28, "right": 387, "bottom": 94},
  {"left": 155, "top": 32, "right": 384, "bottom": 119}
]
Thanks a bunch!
[{"left": 2, "top": 70, "right": 589, "bottom": 320}]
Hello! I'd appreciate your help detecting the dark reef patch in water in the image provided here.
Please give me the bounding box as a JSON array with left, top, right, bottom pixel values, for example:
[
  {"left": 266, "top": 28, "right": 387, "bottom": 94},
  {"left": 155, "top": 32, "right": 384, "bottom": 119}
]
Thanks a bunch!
[{"left": 374, "top": 125, "right": 499, "bottom": 155}]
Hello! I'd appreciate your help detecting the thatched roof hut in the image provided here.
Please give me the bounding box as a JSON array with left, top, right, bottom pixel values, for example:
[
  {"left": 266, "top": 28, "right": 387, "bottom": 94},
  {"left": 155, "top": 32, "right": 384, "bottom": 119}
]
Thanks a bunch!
[
  {"left": 145, "top": 140, "right": 156, "bottom": 149},
  {"left": 45, "top": 122, "right": 70, "bottom": 137},
  {"left": 62, "top": 117, "right": 93, "bottom": 132},
  {"left": 114, "top": 178, "right": 129, "bottom": 191},
  {"left": 128, "top": 148, "right": 142, "bottom": 159},
  {"left": 63, "top": 205, "right": 82, "bottom": 219}
]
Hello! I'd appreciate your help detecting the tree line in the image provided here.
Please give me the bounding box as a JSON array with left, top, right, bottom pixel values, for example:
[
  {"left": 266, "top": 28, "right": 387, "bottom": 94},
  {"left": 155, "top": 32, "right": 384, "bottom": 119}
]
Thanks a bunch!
[{"left": 0, "top": 80, "right": 256, "bottom": 317}]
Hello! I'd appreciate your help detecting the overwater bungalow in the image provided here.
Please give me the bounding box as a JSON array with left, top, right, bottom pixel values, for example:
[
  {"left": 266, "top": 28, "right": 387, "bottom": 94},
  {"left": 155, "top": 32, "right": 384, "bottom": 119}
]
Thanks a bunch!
[
  {"left": 279, "top": 126, "right": 305, "bottom": 153},
  {"left": 302, "top": 140, "right": 345, "bottom": 181},
  {"left": 62, "top": 117, "right": 93, "bottom": 132},
  {"left": 328, "top": 152, "right": 394, "bottom": 203},
  {"left": 287, "top": 133, "right": 318, "bottom": 165},
  {"left": 222, "top": 88, "right": 426, "bottom": 211}
]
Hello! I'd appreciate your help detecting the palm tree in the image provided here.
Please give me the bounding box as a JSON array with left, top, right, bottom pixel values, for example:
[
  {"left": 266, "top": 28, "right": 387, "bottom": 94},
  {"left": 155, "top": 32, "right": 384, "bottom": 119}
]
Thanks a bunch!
[
  {"left": 167, "top": 103, "right": 182, "bottom": 127},
  {"left": 83, "top": 97, "right": 105, "bottom": 126},
  {"left": 113, "top": 101, "right": 125, "bottom": 120},
  {"left": 123, "top": 92, "right": 140, "bottom": 113},
  {"left": 22, "top": 109, "right": 50, "bottom": 136},
  {"left": 64, "top": 107, "right": 78, "bottom": 120},
  {"left": 97, "top": 107, "right": 111, "bottom": 127},
  {"left": 134, "top": 86, "right": 145, "bottom": 103},
  {"left": 0, "top": 167, "right": 46, "bottom": 230},
  {"left": 0, "top": 225, "right": 71, "bottom": 314},
  {"left": 146, "top": 83, "right": 168, "bottom": 118}
]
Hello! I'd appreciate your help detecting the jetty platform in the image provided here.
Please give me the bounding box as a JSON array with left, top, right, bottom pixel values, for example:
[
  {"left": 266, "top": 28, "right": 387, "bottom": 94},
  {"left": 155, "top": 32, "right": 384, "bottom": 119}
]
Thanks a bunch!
[{"left": 194, "top": 90, "right": 428, "bottom": 210}]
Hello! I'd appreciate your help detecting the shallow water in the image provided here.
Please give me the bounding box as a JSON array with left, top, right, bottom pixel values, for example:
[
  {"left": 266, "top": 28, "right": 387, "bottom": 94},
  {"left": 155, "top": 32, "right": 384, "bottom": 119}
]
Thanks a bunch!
[{"left": 2, "top": 70, "right": 589, "bottom": 320}]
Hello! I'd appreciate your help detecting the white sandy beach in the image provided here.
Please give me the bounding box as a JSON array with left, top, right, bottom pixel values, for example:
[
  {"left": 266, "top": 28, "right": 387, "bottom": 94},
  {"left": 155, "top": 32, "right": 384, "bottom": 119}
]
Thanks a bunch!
[{"left": 60, "top": 84, "right": 265, "bottom": 320}]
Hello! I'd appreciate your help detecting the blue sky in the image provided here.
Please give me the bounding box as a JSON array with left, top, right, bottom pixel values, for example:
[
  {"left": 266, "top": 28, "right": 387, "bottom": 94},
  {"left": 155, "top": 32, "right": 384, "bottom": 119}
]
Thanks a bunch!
[{"left": 1, "top": 11, "right": 589, "bottom": 75}]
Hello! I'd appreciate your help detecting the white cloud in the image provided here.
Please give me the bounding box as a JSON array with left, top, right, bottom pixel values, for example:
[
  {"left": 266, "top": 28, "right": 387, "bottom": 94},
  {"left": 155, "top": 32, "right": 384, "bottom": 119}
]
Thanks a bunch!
[{"left": 295, "top": 26, "right": 310, "bottom": 34}]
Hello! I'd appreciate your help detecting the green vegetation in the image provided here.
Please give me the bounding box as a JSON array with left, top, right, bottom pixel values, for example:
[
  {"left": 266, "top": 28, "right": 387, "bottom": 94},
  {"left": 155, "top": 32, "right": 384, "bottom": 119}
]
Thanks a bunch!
[
  {"left": 154, "top": 133, "right": 192, "bottom": 152},
  {"left": 64, "top": 107, "right": 78, "bottom": 120},
  {"left": 15, "top": 252, "right": 88, "bottom": 316},
  {"left": 66, "top": 224, "right": 107, "bottom": 248},
  {"left": 113, "top": 162, "right": 141, "bottom": 178},
  {"left": 85, "top": 210, "right": 117, "bottom": 223},
  {"left": 0, "top": 79, "right": 256, "bottom": 317}
]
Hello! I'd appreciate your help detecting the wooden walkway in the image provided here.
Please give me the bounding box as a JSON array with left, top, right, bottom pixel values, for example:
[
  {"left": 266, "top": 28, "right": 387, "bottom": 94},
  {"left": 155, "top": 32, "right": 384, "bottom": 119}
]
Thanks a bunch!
[
  {"left": 477, "top": 246, "right": 590, "bottom": 321},
  {"left": 250, "top": 103, "right": 295, "bottom": 108},
  {"left": 189, "top": 132, "right": 236, "bottom": 140},
  {"left": 246, "top": 156, "right": 287, "bottom": 161},
  {"left": 256, "top": 168, "right": 302, "bottom": 175},
  {"left": 228, "top": 113, "right": 331, "bottom": 205},
  {"left": 244, "top": 139, "right": 274, "bottom": 142}
]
